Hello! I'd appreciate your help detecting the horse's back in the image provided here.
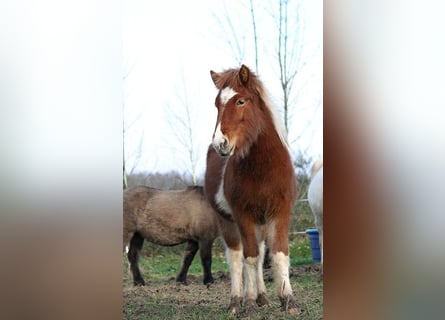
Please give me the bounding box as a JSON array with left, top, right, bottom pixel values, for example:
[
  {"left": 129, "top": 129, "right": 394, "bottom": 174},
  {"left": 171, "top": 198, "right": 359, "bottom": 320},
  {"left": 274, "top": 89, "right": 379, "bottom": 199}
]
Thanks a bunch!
[
  {"left": 124, "top": 186, "right": 157, "bottom": 208},
  {"left": 124, "top": 185, "right": 219, "bottom": 244}
]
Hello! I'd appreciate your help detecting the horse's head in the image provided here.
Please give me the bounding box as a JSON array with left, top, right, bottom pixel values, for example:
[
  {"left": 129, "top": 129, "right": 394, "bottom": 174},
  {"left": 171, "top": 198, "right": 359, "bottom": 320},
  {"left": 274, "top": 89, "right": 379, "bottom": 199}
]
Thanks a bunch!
[{"left": 209, "top": 65, "right": 265, "bottom": 158}]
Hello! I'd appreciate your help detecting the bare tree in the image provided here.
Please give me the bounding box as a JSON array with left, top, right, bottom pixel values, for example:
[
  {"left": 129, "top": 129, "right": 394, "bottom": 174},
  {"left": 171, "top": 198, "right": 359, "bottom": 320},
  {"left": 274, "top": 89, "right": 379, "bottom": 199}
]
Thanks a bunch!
[
  {"left": 275, "top": 0, "right": 306, "bottom": 135},
  {"left": 249, "top": 0, "right": 259, "bottom": 73},
  {"left": 164, "top": 72, "right": 201, "bottom": 185},
  {"left": 123, "top": 59, "right": 137, "bottom": 189},
  {"left": 211, "top": 1, "right": 261, "bottom": 69},
  {"left": 123, "top": 59, "right": 152, "bottom": 187},
  {"left": 210, "top": 2, "right": 246, "bottom": 65}
]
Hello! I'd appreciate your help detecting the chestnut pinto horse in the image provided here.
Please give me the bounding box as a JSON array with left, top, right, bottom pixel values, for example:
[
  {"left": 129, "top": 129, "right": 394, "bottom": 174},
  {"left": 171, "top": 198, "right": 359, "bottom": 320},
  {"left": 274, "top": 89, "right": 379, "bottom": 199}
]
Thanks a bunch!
[{"left": 204, "top": 65, "right": 300, "bottom": 314}]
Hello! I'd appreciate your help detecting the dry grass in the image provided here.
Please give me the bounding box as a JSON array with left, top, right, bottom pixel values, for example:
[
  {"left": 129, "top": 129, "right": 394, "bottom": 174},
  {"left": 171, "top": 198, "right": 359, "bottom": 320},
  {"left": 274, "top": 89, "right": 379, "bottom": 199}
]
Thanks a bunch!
[
  {"left": 123, "top": 266, "right": 322, "bottom": 319},
  {"left": 123, "top": 234, "right": 322, "bottom": 319}
]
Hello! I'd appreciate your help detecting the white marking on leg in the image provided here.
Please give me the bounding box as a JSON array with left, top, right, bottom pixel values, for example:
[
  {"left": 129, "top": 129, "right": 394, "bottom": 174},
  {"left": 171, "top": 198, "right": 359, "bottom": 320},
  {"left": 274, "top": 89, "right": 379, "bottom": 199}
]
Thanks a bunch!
[
  {"left": 243, "top": 256, "right": 258, "bottom": 301},
  {"left": 226, "top": 246, "right": 243, "bottom": 298},
  {"left": 220, "top": 87, "right": 238, "bottom": 106},
  {"left": 124, "top": 245, "right": 132, "bottom": 274},
  {"left": 257, "top": 241, "right": 266, "bottom": 295},
  {"left": 272, "top": 251, "right": 293, "bottom": 298}
]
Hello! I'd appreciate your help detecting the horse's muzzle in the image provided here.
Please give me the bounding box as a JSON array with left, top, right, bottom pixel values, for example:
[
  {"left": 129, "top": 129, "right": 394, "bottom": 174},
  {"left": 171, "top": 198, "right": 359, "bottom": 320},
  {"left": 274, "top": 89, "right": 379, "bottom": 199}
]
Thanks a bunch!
[{"left": 212, "top": 137, "right": 234, "bottom": 157}]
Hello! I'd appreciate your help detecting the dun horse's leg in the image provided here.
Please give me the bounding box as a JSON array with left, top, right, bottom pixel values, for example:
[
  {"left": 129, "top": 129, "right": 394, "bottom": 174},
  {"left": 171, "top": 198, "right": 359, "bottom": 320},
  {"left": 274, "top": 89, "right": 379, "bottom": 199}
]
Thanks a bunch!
[
  {"left": 268, "top": 220, "right": 301, "bottom": 315},
  {"left": 198, "top": 239, "right": 214, "bottom": 285},
  {"left": 123, "top": 230, "right": 133, "bottom": 254},
  {"left": 128, "top": 232, "right": 145, "bottom": 286},
  {"left": 176, "top": 240, "right": 199, "bottom": 285}
]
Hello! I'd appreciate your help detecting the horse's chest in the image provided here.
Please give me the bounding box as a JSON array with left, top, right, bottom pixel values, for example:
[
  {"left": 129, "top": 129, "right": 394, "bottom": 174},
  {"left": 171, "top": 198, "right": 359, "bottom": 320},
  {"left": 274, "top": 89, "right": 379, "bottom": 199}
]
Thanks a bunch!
[{"left": 217, "top": 168, "right": 275, "bottom": 220}]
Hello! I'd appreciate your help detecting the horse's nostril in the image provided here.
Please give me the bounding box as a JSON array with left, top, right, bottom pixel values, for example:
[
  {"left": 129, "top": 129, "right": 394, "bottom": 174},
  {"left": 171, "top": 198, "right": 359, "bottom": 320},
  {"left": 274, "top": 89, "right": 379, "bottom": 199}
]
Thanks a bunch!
[{"left": 222, "top": 138, "right": 228, "bottom": 149}]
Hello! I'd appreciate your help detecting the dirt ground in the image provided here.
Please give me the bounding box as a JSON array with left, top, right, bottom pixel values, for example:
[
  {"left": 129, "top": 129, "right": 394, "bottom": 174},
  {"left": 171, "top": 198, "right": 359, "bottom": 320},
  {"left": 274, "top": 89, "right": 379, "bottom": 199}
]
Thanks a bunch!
[{"left": 123, "top": 266, "right": 323, "bottom": 320}]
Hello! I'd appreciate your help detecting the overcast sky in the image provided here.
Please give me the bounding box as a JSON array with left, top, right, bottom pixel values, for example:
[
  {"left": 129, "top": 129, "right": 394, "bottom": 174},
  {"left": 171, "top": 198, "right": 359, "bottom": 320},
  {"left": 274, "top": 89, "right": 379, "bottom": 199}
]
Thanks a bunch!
[{"left": 123, "top": 0, "right": 322, "bottom": 176}]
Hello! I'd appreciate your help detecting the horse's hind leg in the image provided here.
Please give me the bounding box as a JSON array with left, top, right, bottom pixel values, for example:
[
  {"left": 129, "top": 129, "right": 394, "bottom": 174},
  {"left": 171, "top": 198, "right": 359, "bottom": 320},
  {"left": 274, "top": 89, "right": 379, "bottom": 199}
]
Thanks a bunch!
[
  {"left": 176, "top": 240, "right": 199, "bottom": 285},
  {"left": 198, "top": 239, "right": 214, "bottom": 285},
  {"left": 128, "top": 232, "right": 145, "bottom": 286}
]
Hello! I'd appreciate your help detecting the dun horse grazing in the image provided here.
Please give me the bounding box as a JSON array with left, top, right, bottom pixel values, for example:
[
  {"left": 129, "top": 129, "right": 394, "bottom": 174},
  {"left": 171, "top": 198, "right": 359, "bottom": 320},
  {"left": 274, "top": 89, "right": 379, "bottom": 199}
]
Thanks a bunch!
[
  {"left": 204, "top": 65, "right": 301, "bottom": 314},
  {"left": 308, "top": 159, "right": 323, "bottom": 276},
  {"left": 123, "top": 185, "right": 220, "bottom": 286}
]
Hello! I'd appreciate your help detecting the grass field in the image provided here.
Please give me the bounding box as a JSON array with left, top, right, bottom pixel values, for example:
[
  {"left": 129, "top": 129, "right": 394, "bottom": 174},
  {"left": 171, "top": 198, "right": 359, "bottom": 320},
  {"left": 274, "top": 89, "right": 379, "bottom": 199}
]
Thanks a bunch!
[{"left": 123, "top": 237, "right": 323, "bottom": 319}]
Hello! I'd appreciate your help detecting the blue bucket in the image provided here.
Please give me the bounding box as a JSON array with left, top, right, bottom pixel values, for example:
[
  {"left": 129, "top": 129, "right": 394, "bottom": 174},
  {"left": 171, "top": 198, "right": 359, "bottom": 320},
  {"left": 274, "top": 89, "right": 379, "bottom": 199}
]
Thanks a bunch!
[{"left": 306, "top": 228, "right": 321, "bottom": 263}]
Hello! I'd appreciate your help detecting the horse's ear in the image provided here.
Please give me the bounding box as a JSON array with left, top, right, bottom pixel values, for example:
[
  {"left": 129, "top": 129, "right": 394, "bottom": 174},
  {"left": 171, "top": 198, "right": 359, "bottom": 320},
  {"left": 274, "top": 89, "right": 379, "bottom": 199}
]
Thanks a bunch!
[
  {"left": 239, "top": 65, "right": 250, "bottom": 84},
  {"left": 210, "top": 70, "right": 219, "bottom": 87}
]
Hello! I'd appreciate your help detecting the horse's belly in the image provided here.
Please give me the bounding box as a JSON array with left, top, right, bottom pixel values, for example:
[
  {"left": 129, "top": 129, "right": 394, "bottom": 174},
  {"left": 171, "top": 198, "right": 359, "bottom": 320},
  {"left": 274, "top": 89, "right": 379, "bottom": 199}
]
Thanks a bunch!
[
  {"left": 137, "top": 219, "right": 193, "bottom": 246},
  {"left": 140, "top": 230, "right": 190, "bottom": 246}
]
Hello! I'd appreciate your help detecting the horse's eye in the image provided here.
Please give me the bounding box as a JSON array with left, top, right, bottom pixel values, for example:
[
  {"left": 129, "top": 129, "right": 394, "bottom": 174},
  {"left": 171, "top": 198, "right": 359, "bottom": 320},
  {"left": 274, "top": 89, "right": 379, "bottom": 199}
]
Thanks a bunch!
[{"left": 236, "top": 98, "right": 245, "bottom": 106}]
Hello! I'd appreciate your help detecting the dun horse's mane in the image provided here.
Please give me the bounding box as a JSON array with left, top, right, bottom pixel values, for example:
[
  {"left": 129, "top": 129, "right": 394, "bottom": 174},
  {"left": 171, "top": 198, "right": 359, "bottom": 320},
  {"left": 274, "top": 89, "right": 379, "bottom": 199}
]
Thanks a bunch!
[{"left": 214, "top": 68, "right": 290, "bottom": 152}]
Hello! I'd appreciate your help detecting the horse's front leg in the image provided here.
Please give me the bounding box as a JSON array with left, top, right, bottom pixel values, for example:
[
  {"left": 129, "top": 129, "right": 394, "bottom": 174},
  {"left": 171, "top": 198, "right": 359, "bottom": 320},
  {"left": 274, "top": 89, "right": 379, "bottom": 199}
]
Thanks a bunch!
[
  {"left": 267, "top": 219, "right": 301, "bottom": 315},
  {"left": 176, "top": 240, "right": 199, "bottom": 285},
  {"left": 128, "top": 233, "right": 145, "bottom": 286},
  {"left": 198, "top": 239, "right": 215, "bottom": 285},
  {"left": 225, "top": 244, "right": 243, "bottom": 313},
  {"left": 219, "top": 216, "right": 243, "bottom": 313},
  {"left": 256, "top": 239, "right": 269, "bottom": 307},
  {"left": 237, "top": 217, "right": 262, "bottom": 313}
]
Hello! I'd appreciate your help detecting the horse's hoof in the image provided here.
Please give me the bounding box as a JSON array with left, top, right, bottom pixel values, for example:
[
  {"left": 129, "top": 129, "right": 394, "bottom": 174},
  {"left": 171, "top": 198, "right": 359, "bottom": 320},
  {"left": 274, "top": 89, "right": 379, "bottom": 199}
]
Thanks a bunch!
[
  {"left": 176, "top": 280, "right": 188, "bottom": 286},
  {"left": 175, "top": 275, "right": 187, "bottom": 285},
  {"left": 227, "top": 296, "right": 242, "bottom": 314},
  {"left": 203, "top": 276, "right": 214, "bottom": 285},
  {"left": 316, "top": 267, "right": 323, "bottom": 282},
  {"left": 244, "top": 299, "right": 259, "bottom": 313},
  {"left": 280, "top": 295, "right": 302, "bottom": 315},
  {"left": 256, "top": 292, "right": 269, "bottom": 307},
  {"left": 133, "top": 278, "right": 145, "bottom": 286}
]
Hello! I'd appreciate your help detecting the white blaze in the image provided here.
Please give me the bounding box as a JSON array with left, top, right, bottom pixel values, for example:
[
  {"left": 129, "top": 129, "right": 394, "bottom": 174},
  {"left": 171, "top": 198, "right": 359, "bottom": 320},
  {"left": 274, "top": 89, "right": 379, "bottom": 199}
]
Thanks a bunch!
[
  {"left": 220, "top": 87, "right": 238, "bottom": 106},
  {"left": 212, "top": 123, "right": 226, "bottom": 149}
]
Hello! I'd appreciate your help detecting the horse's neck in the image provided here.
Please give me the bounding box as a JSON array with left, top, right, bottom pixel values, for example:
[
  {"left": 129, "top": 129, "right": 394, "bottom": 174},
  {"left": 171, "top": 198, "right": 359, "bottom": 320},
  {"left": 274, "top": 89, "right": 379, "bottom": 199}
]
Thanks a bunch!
[{"left": 236, "top": 128, "right": 290, "bottom": 169}]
